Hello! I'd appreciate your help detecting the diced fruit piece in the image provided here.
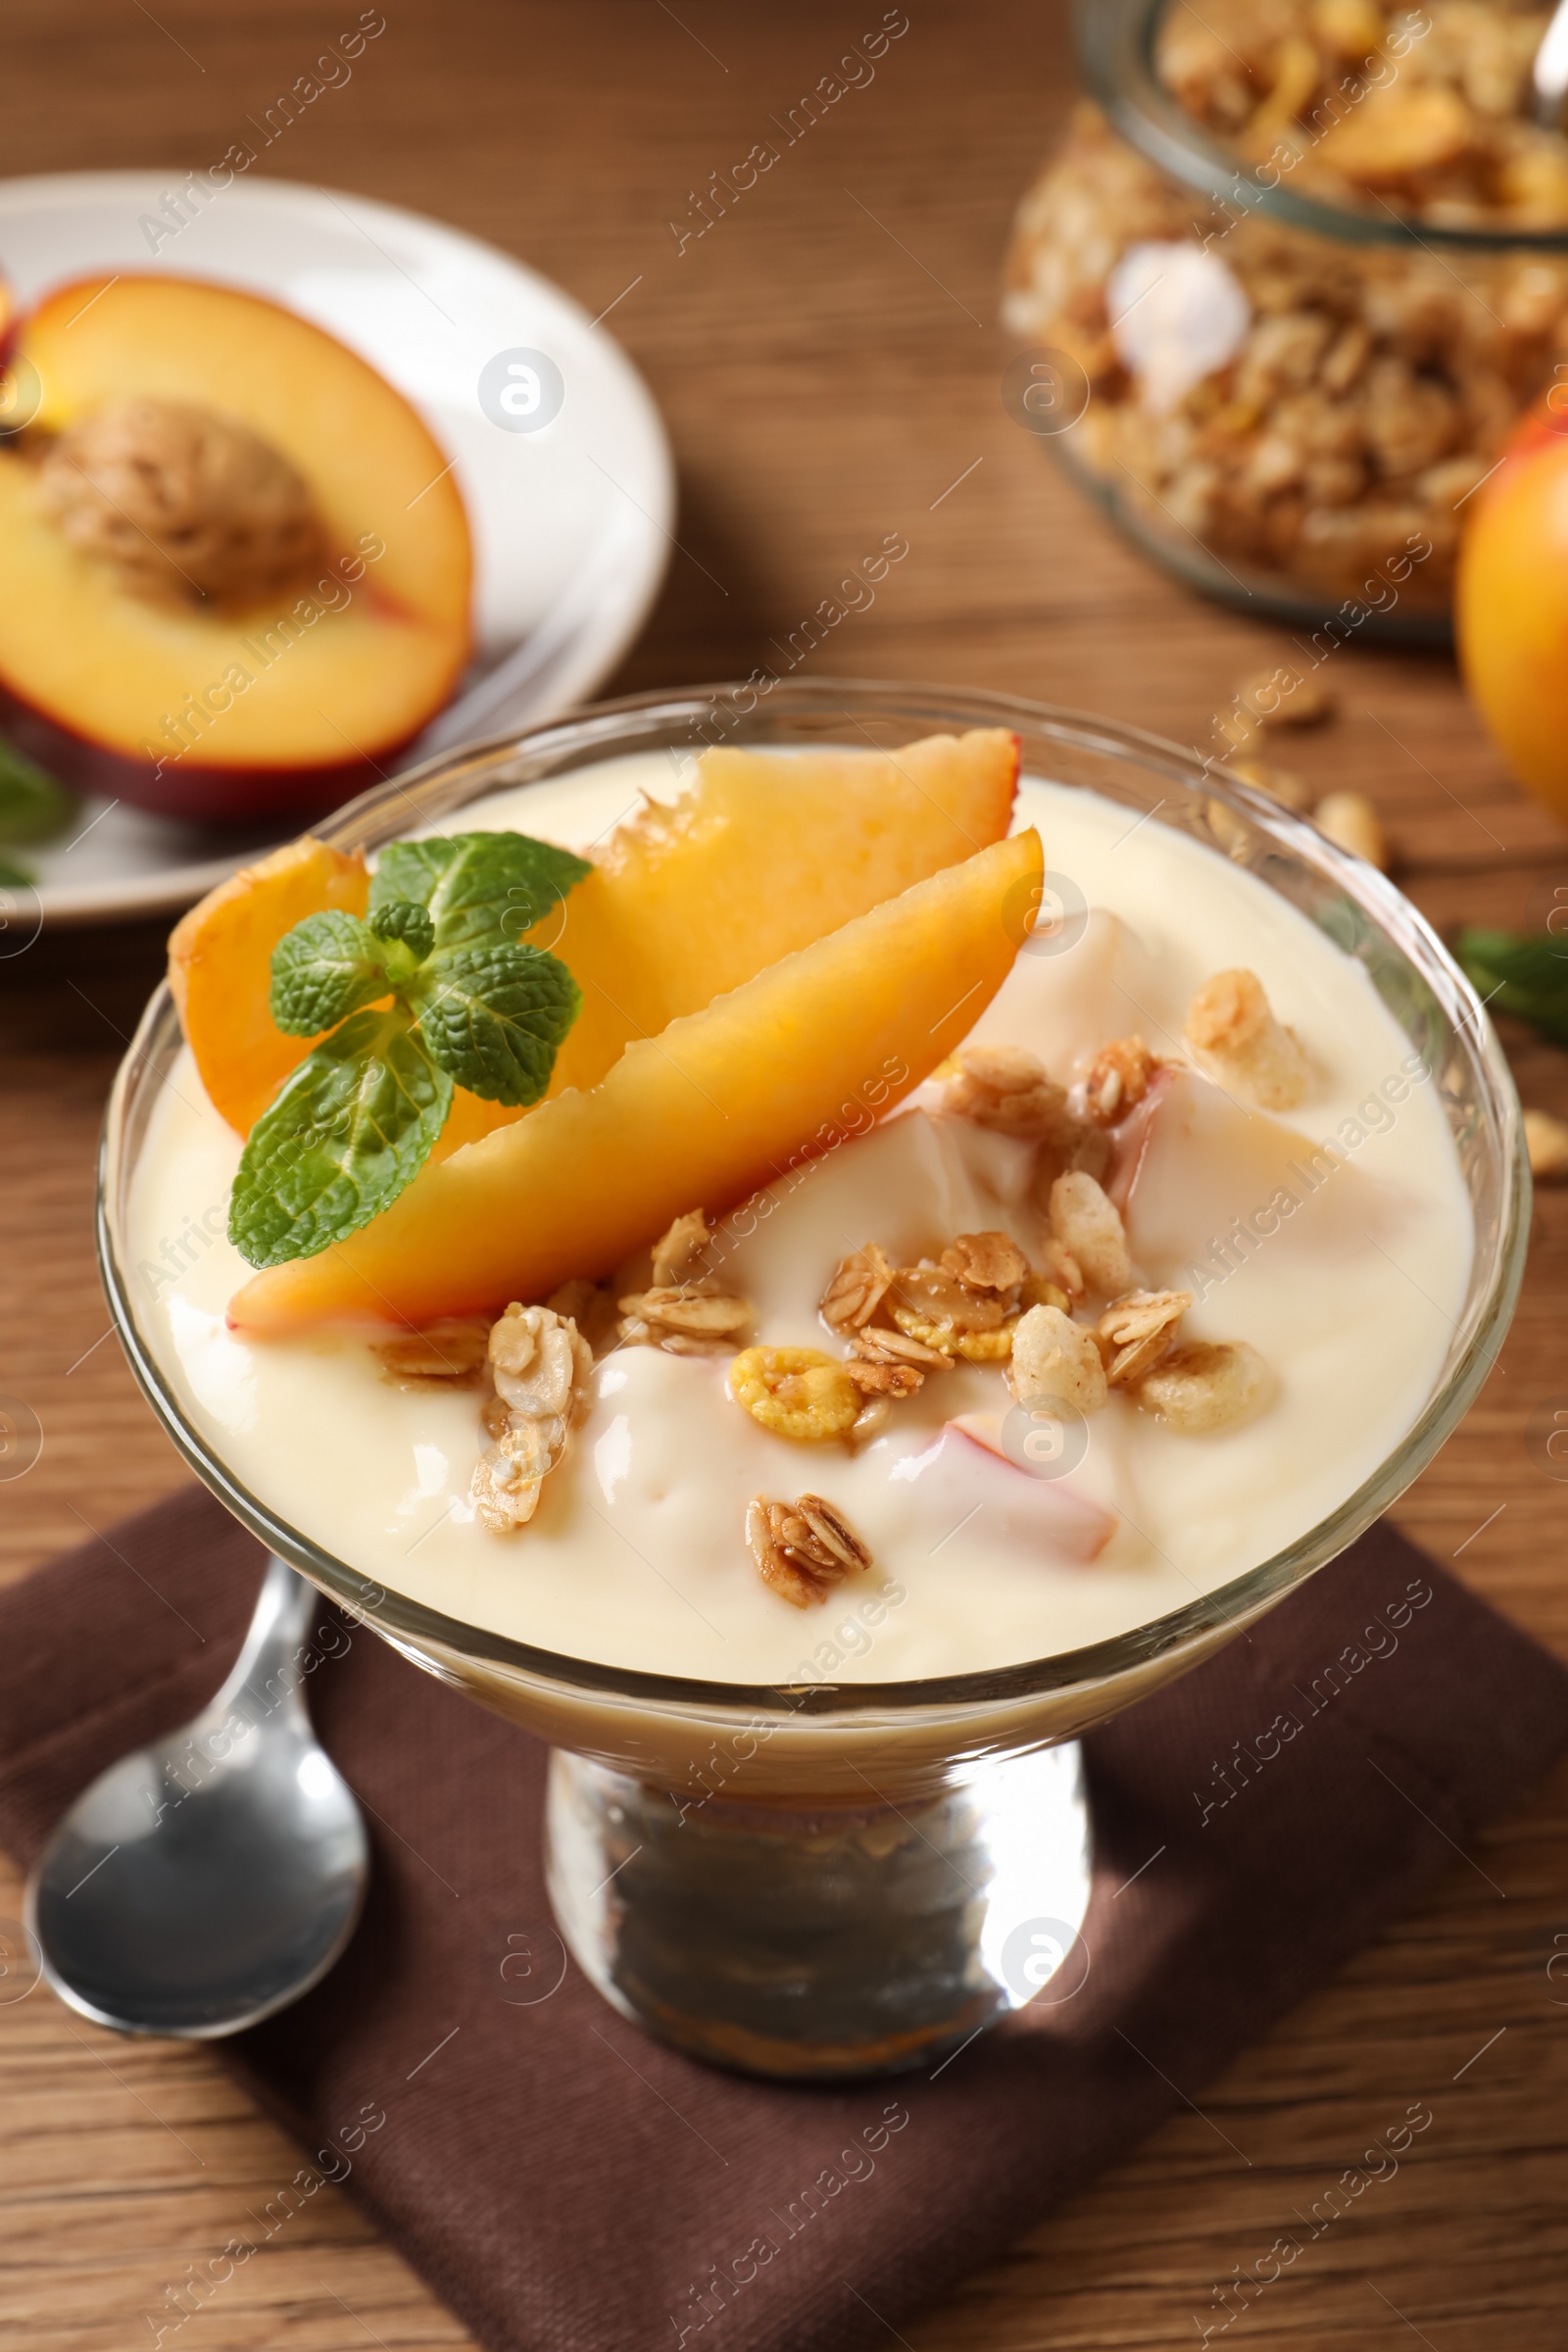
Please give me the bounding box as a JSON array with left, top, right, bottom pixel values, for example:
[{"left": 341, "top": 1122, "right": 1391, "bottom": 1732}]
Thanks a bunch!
[
  {"left": 0, "top": 274, "right": 471, "bottom": 823},
  {"left": 169, "top": 836, "right": 369, "bottom": 1135},
  {"left": 530, "top": 729, "right": 1021, "bottom": 1101},
  {"left": 1107, "top": 1064, "right": 1401, "bottom": 1269},
  {"left": 911, "top": 1421, "right": 1115, "bottom": 1563},
  {"left": 228, "top": 828, "right": 1044, "bottom": 1330}
]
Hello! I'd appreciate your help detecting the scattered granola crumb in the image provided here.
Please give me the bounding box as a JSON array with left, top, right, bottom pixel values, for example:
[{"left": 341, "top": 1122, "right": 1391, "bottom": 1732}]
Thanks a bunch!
[
  {"left": 1097, "top": 1289, "right": 1192, "bottom": 1387},
  {"left": 1084, "top": 1035, "right": 1157, "bottom": 1126},
  {"left": 1130, "top": 1339, "right": 1271, "bottom": 1434},
  {"left": 1007, "top": 1302, "right": 1108, "bottom": 1417},
  {"left": 372, "top": 1318, "right": 491, "bottom": 1390},
  {"left": 1185, "top": 967, "right": 1311, "bottom": 1111},
  {"left": 1049, "top": 1170, "right": 1134, "bottom": 1298},
  {"left": 1525, "top": 1108, "right": 1568, "bottom": 1181},
  {"left": 747, "top": 1493, "right": 872, "bottom": 1608},
  {"left": 1237, "top": 671, "right": 1335, "bottom": 729},
  {"left": 472, "top": 1303, "right": 594, "bottom": 1533},
  {"left": 730, "top": 1346, "right": 861, "bottom": 1442},
  {"left": 820, "top": 1242, "right": 895, "bottom": 1332},
  {"left": 1314, "top": 790, "right": 1388, "bottom": 871}
]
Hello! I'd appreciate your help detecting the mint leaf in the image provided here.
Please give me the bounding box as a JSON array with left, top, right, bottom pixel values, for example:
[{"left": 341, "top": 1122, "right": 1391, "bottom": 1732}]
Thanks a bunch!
[
  {"left": 229, "top": 1008, "right": 453, "bottom": 1268},
  {"left": 270, "top": 911, "right": 392, "bottom": 1038},
  {"left": 1456, "top": 927, "right": 1568, "bottom": 1049},
  {"left": 412, "top": 944, "right": 582, "bottom": 1105},
  {"left": 369, "top": 831, "right": 591, "bottom": 953},
  {"left": 368, "top": 898, "right": 435, "bottom": 962},
  {"left": 0, "top": 738, "right": 75, "bottom": 846}
]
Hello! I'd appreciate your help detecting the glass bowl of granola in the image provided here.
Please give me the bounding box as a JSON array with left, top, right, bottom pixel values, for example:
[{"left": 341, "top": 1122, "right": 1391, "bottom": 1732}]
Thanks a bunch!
[
  {"left": 96, "top": 680, "right": 1526, "bottom": 2077},
  {"left": 1005, "top": 0, "right": 1568, "bottom": 635}
]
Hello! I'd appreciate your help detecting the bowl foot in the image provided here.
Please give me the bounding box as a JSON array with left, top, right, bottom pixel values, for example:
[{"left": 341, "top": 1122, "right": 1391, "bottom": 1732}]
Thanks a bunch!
[{"left": 545, "top": 1742, "right": 1093, "bottom": 2080}]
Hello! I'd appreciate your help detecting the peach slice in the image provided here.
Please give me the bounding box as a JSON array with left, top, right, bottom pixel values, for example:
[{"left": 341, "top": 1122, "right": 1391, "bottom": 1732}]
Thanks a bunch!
[
  {"left": 537, "top": 728, "right": 1020, "bottom": 1100},
  {"left": 0, "top": 274, "right": 471, "bottom": 823},
  {"left": 172, "top": 727, "right": 1019, "bottom": 1149},
  {"left": 228, "top": 827, "right": 1044, "bottom": 1331},
  {"left": 169, "top": 836, "right": 369, "bottom": 1136}
]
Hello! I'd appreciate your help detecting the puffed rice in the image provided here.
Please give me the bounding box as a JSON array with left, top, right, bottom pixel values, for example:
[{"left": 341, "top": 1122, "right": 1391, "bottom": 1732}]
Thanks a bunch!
[
  {"left": 1130, "top": 1338, "right": 1273, "bottom": 1432},
  {"left": 1006, "top": 1302, "right": 1109, "bottom": 1417},
  {"left": 1185, "top": 967, "right": 1311, "bottom": 1110},
  {"left": 1048, "top": 1170, "right": 1135, "bottom": 1298}
]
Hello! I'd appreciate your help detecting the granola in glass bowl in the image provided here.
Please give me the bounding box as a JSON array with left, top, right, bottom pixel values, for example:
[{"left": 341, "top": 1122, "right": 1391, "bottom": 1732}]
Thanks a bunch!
[{"left": 1005, "top": 0, "right": 1568, "bottom": 626}]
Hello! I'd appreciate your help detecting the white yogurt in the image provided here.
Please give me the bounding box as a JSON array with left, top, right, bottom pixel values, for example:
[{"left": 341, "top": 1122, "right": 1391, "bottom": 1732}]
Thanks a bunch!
[{"left": 127, "top": 760, "right": 1472, "bottom": 1684}]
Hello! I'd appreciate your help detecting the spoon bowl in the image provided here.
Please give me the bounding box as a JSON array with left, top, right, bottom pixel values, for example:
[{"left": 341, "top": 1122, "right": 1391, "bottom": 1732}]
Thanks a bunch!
[{"left": 26, "top": 1556, "right": 368, "bottom": 2038}]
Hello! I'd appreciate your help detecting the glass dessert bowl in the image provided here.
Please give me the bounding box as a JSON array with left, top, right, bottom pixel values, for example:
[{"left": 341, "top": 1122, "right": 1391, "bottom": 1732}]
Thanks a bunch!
[{"left": 98, "top": 680, "right": 1526, "bottom": 2079}]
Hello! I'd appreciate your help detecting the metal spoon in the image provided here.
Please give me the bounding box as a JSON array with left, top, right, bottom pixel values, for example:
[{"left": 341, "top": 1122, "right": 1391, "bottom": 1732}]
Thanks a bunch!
[
  {"left": 1532, "top": 0, "right": 1568, "bottom": 127},
  {"left": 25, "top": 1556, "right": 368, "bottom": 2037}
]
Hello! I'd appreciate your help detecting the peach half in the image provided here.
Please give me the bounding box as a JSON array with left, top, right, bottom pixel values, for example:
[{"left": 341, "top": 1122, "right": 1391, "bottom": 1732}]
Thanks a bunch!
[{"left": 0, "top": 274, "right": 472, "bottom": 823}]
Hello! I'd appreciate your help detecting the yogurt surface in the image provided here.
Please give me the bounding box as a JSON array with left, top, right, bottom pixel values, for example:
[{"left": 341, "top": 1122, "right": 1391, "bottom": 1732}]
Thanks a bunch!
[{"left": 127, "top": 757, "right": 1473, "bottom": 1683}]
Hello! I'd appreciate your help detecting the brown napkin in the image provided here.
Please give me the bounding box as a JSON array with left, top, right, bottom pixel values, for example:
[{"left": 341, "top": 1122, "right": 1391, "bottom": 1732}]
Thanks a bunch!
[{"left": 2, "top": 1491, "right": 1564, "bottom": 2352}]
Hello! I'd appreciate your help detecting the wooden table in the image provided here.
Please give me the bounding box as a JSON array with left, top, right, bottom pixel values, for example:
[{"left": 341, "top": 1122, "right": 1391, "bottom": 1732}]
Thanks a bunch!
[{"left": 4, "top": 2, "right": 1567, "bottom": 2343}]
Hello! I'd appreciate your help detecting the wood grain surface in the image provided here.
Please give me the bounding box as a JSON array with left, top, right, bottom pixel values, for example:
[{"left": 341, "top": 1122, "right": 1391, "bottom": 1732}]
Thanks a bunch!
[{"left": 3, "top": 2, "right": 1567, "bottom": 2345}]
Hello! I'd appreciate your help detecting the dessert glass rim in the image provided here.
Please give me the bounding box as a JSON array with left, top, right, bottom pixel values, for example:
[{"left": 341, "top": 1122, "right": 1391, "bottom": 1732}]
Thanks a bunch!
[
  {"left": 1078, "top": 0, "right": 1568, "bottom": 256},
  {"left": 96, "top": 676, "right": 1528, "bottom": 1726}
]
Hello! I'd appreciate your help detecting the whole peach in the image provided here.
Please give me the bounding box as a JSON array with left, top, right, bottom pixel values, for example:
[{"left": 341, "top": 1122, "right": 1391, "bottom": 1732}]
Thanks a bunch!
[{"left": 1457, "top": 405, "right": 1568, "bottom": 825}]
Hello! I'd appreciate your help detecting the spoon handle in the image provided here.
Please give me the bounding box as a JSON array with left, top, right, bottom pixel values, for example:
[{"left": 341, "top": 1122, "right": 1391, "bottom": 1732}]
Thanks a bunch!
[{"left": 209, "top": 1555, "right": 320, "bottom": 1720}]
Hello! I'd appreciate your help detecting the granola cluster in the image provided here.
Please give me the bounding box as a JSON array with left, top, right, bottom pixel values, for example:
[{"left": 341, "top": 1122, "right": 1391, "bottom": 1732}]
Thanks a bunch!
[
  {"left": 814, "top": 1223, "right": 1068, "bottom": 1413},
  {"left": 745, "top": 1493, "right": 873, "bottom": 1609},
  {"left": 1004, "top": 102, "right": 1568, "bottom": 610},
  {"left": 448, "top": 996, "right": 1288, "bottom": 1586},
  {"left": 471, "top": 1302, "right": 594, "bottom": 1533},
  {"left": 616, "top": 1208, "right": 753, "bottom": 1356}
]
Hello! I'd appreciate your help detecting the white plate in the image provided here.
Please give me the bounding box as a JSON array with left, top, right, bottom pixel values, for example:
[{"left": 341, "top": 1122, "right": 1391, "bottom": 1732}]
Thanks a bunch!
[{"left": 0, "top": 171, "right": 673, "bottom": 926}]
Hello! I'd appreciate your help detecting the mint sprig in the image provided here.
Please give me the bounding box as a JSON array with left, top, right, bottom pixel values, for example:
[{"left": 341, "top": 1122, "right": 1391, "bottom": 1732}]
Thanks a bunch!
[
  {"left": 1455, "top": 927, "right": 1568, "bottom": 1050},
  {"left": 228, "top": 829, "right": 589, "bottom": 1270}
]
